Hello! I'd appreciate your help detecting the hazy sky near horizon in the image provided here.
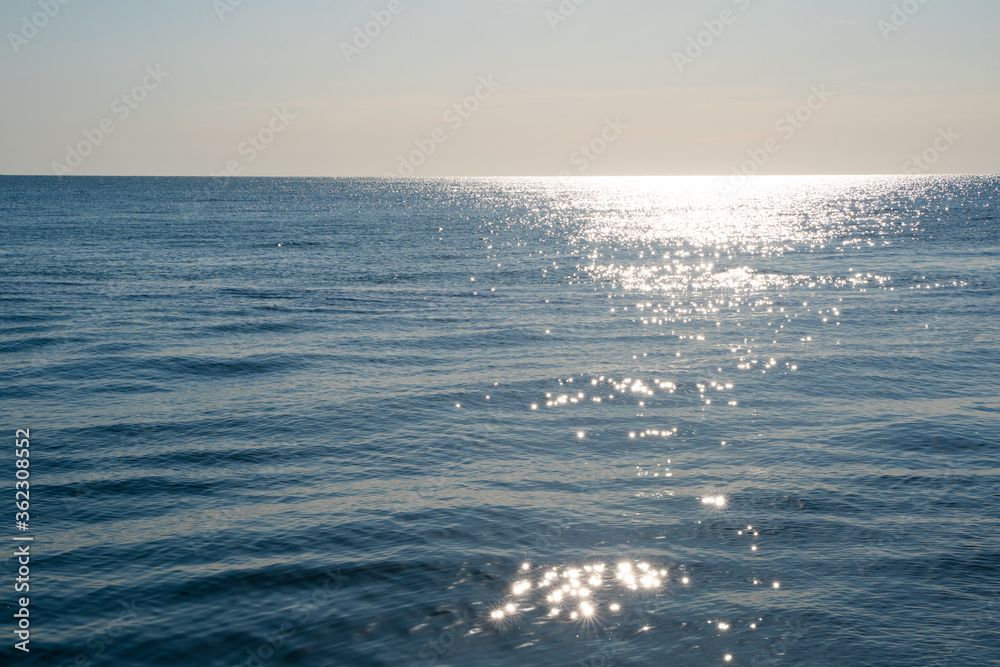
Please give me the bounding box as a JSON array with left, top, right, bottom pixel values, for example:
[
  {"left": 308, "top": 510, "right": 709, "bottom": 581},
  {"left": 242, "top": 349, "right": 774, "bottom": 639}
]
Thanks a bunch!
[{"left": 1, "top": 0, "right": 998, "bottom": 177}]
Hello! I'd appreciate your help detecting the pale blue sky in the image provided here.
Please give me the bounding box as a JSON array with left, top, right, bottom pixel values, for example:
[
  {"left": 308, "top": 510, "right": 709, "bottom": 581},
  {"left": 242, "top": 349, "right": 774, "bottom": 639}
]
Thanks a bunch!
[{"left": 1, "top": 0, "right": 997, "bottom": 176}]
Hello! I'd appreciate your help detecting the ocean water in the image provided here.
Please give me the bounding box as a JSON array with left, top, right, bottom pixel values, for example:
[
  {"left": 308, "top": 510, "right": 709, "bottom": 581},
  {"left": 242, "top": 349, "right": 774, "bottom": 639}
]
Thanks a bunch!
[{"left": 1, "top": 175, "right": 998, "bottom": 666}]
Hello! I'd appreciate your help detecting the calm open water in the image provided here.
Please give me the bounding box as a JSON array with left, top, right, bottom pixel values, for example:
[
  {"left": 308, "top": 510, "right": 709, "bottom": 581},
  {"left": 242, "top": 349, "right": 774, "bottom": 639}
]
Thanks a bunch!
[{"left": 1, "top": 175, "right": 998, "bottom": 666}]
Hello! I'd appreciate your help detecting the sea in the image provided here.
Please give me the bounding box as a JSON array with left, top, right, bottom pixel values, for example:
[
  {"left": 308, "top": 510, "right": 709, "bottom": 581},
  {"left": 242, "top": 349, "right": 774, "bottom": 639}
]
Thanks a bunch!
[{"left": 1, "top": 175, "right": 998, "bottom": 666}]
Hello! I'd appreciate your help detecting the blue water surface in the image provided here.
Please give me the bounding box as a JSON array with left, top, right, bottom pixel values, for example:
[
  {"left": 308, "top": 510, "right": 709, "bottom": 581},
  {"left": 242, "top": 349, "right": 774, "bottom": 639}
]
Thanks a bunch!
[{"left": 1, "top": 175, "right": 998, "bottom": 666}]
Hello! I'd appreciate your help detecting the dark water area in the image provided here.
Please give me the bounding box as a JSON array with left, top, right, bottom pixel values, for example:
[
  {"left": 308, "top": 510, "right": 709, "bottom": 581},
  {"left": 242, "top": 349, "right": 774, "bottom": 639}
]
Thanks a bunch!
[{"left": 1, "top": 175, "right": 998, "bottom": 666}]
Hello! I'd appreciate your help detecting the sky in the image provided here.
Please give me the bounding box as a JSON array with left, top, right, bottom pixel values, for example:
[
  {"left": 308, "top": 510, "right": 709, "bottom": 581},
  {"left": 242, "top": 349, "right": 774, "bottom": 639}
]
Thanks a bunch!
[{"left": 1, "top": 0, "right": 998, "bottom": 177}]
